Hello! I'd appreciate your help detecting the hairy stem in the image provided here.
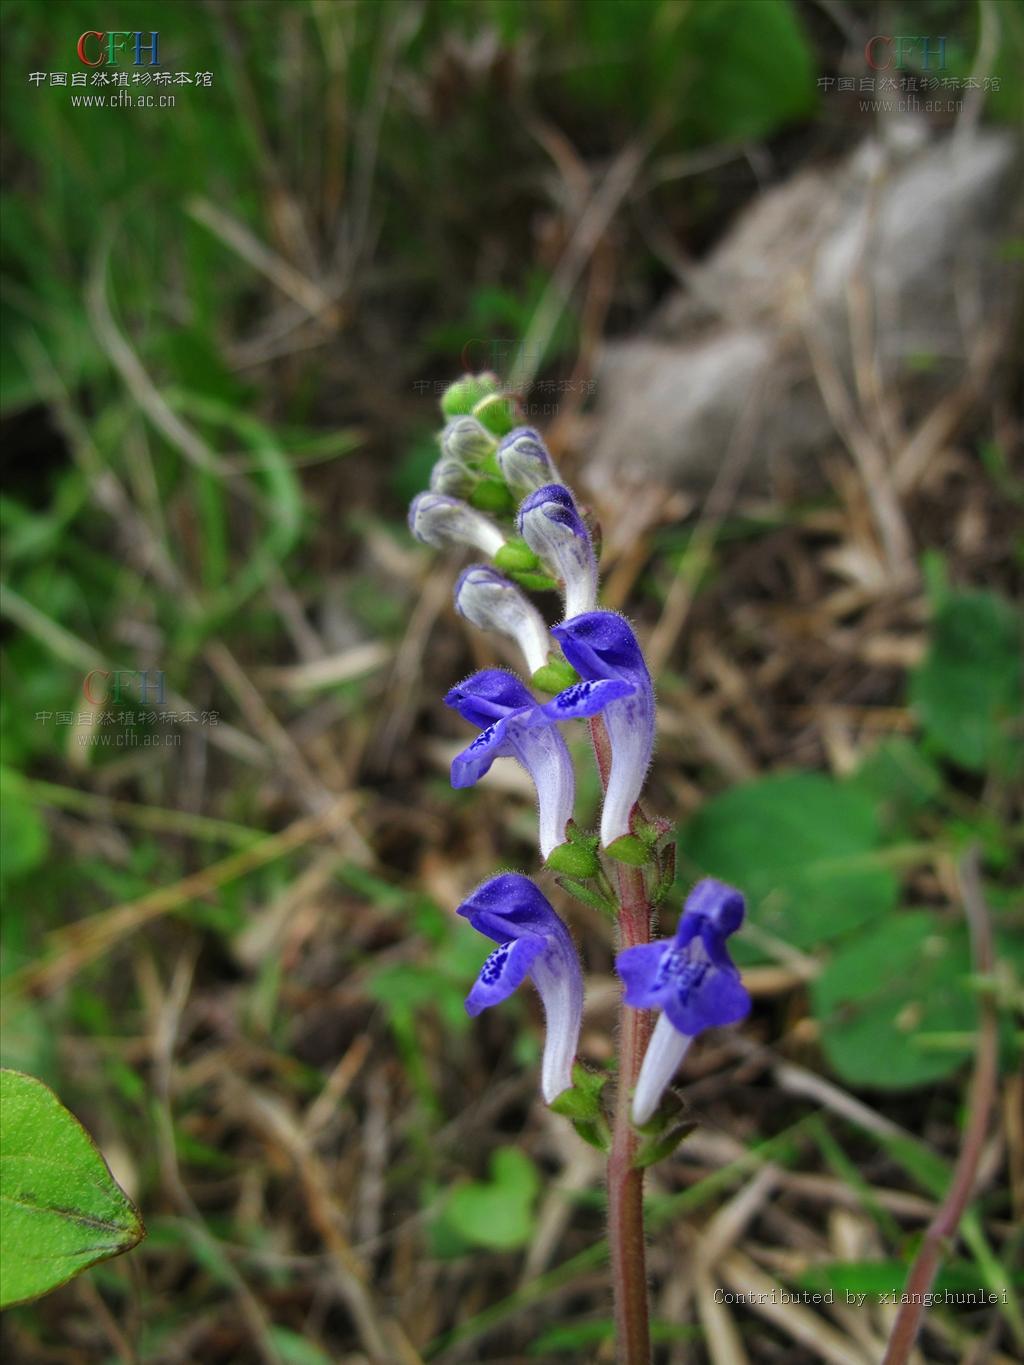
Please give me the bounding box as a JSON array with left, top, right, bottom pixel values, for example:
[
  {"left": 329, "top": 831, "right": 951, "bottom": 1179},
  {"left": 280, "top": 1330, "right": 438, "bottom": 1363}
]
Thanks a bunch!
[{"left": 590, "top": 716, "right": 653, "bottom": 1365}]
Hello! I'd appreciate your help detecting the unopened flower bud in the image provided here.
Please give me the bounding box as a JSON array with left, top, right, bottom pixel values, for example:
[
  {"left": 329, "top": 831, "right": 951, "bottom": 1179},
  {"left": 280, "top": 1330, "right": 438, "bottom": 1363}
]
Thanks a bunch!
[
  {"left": 497, "top": 427, "right": 562, "bottom": 496},
  {"left": 430, "top": 457, "right": 474, "bottom": 497},
  {"left": 518, "top": 484, "right": 598, "bottom": 619},
  {"left": 473, "top": 392, "right": 517, "bottom": 438},
  {"left": 455, "top": 565, "right": 551, "bottom": 675},
  {"left": 440, "top": 416, "right": 496, "bottom": 466},
  {"left": 409, "top": 492, "right": 506, "bottom": 556},
  {"left": 441, "top": 372, "right": 499, "bottom": 419}
]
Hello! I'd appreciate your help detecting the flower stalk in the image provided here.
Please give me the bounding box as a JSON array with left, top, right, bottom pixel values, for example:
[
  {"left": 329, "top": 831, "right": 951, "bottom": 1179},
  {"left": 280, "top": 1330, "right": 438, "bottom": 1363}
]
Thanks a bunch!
[
  {"left": 591, "top": 713, "right": 653, "bottom": 1363},
  {"left": 408, "top": 377, "right": 752, "bottom": 1365}
]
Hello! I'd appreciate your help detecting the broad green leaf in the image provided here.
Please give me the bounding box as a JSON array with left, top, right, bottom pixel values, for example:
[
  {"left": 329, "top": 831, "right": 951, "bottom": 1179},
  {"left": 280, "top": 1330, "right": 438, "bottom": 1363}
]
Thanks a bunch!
[
  {"left": 681, "top": 773, "right": 898, "bottom": 955},
  {"left": 850, "top": 738, "right": 942, "bottom": 832},
  {"left": 812, "top": 913, "right": 975, "bottom": 1089},
  {"left": 443, "top": 1147, "right": 539, "bottom": 1252},
  {"left": 0, "top": 1069, "right": 144, "bottom": 1308},
  {"left": 910, "top": 590, "right": 1023, "bottom": 776}
]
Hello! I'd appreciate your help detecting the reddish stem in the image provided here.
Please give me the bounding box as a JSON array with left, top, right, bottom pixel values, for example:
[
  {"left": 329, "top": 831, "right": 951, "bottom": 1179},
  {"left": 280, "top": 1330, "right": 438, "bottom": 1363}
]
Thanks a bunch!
[{"left": 590, "top": 716, "right": 653, "bottom": 1365}]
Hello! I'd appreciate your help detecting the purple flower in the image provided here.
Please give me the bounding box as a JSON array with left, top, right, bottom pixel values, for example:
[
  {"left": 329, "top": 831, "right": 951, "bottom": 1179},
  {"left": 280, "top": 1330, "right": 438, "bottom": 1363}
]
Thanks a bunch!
[
  {"left": 409, "top": 491, "right": 505, "bottom": 556},
  {"left": 458, "top": 873, "right": 584, "bottom": 1102},
  {"left": 454, "top": 565, "right": 551, "bottom": 676},
  {"left": 616, "top": 879, "right": 751, "bottom": 1124},
  {"left": 497, "top": 427, "right": 562, "bottom": 496},
  {"left": 547, "top": 612, "right": 654, "bottom": 848},
  {"left": 446, "top": 669, "right": 575, "bottom": 859},
  {"left": 518, "top": 484, "right": 598, "bottom": 619}
]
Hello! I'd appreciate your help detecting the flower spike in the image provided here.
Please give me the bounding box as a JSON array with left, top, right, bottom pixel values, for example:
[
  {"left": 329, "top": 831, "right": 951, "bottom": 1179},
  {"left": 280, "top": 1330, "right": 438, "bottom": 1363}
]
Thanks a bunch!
[
  {"left": 409, "top": 491, "right": 506, "bottom": 557},
  {"left": 458, "top": 873, "right": 584, "bottom": 1102},
  {"left": 497, "top": 427, "right": 562, "bottom": 496},
  {"left": 547, "top": 612, "right": 654, "bottom": 848},
  {"left": 446, "top": 669, "right": 575, "bottom": 859},
  {"left": 518, "top": 484, "right": 598, "bottom": 619},
  {"left": 455, "top": 565, "right": 552, "bottom": 676},
  {"left": 616, "top": 879, "right": 750, "bottom": 1124}
]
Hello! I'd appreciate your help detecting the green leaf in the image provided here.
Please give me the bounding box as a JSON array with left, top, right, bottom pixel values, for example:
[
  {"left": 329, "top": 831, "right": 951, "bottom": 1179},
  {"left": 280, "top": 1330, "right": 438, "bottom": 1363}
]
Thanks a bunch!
[
  {"left": 555, "top": 875, "right": 618, "bottom": 918},
  {"left": 0, "top": 770, "right": 49, "bottom": 885},
  {"left": 795, "top": 1259, "right": 989, "bottom": 1297},
  {"left": 679, "top": 0, "right": 816, "bottom": 141},
  {"left": 443, "top": 1147, "right": 540, "bottom": 1251},
  {"left": 634, "top": 1120, "right": 696, "bottom": 1168},
  {"left": 850, "top": 738, "right": 942, "bottom": 832},
  {"left": 682, "top": 773, "right": 898, "bottom": 954},
  {"left": 910, "top": 590, "right": 1023, "bottom": 776},
  {"left": 0, "top": 1069, "right": 145, "bottom": 1307},
  {"left": 812, "top": 913, "right": 976, "bottom": 1089}
]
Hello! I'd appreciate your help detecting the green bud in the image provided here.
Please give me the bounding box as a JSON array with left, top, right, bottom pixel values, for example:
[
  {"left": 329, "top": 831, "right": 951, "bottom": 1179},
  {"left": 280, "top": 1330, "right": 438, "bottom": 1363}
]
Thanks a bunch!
[
  {"left": 510, "top": 570, "right": 558, "bottom": 592},
  {"left": 605, "top": 834, "right": 652, "bottom": 867},
  {"left": 473, "top": 392, "right": 517, "bottom": 437},
  {"left": 633, "top": 811, "right": 675, "bottom": 849},
  {"left": 469, "top": 477, "right": 516, "bottom": 515},
  {"left": 531, "top": 659, "right": 580, "bottom": 694},
  {"left": 546, "top": 840, "right": 601, "bottom": 879},
  {"left": 494, "top": 539, "right": 541, "bottom": 573},
  {"left": 440, "top": 373, "right": 499, "bottom": 419}
]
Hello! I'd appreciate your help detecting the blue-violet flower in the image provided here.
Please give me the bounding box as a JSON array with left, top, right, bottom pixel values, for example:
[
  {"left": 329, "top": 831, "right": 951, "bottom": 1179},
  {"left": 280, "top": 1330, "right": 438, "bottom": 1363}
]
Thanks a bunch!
[
  {"left": 548, "top": 611, "right": 654, "bottom": 848},
  {"left": 446, "top": 669, "right": 574, "bottom": 859},
  {"left": 616, "top": 878, "right": 750, "bottom": 1124},
  {"left": 455, "top": 565, "right": 552, "bottom": 676},
  {"left": 458, "top": 872, "right": 583, "bottom": 1102},
  {"left": 518, "top": 484, "right": 598, "bottom": 619}
]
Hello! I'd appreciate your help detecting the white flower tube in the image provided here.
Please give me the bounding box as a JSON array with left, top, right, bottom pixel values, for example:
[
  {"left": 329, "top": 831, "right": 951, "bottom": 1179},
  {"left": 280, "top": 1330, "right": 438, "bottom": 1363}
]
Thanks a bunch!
[
  {"left": 455, "top": 564, "right": 551, "bottom": 675},
  {"left": 518, "top": 484, "right": 598, "bottom": 620},
  {"left": 409, "top": 492, "right": 506, "bottom": 557}
]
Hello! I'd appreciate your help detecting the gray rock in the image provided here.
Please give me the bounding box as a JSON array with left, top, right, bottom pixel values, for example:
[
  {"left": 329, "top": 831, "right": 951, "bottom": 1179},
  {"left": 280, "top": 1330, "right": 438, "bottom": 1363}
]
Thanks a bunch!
[{"left": 587, "top": 126, "right": 1021, "bottom": 498}]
